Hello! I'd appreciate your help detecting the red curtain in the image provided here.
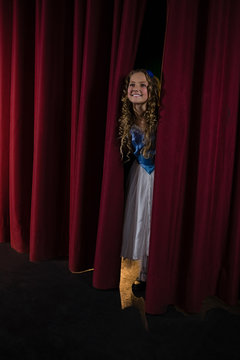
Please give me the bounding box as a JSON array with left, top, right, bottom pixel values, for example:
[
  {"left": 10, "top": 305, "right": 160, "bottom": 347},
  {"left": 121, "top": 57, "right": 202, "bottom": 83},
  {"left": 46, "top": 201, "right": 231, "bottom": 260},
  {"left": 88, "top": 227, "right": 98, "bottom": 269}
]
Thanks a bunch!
[
  {"left": 92, "top": 0, "right": 147, "bottom": 287},
  {"left": 0, "top": 0, "right": 12, "bottom": 245},
  {"left": 94, "top": 0, "right": 240, "bottom": 314},
  {"left": 69, "top": 0, "right": 147, "bottom": 272},
  {"left": 146, "top": 0, "right": 240, "bottom": 314},
  {"left": 0, "top": 0, "right": 146, "bottom": 270},
  {"left": 30, "top": 0, "right": 74, "bottom": 260},
  {"left": 2, "top": 0, "right": 239, "bottom": 315}
]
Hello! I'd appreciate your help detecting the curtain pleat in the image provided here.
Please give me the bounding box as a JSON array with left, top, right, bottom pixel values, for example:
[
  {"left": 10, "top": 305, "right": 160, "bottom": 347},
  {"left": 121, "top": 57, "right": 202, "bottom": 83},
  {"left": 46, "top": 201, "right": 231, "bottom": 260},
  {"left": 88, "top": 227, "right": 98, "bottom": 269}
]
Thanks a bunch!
[
  {"left": 93, "top": 0, "right": 147, "bottom": 288},
  {"left": 146, "top": 0, "right": 240, "bottom": 314},
  {"left": 0, "top": 0, "right": 146, "bottom": 273},
  {"left": 69, "top": 0, "right": 114, "bottom": 271},
  {"left": 30, "top": 0, "right": 73, "bottom": 260},
  {"left": 9, "top": 0, "right": 35, "bottom": 253},
  {"left": 0, "top": 0, "right": 12, "bottom": 244}
]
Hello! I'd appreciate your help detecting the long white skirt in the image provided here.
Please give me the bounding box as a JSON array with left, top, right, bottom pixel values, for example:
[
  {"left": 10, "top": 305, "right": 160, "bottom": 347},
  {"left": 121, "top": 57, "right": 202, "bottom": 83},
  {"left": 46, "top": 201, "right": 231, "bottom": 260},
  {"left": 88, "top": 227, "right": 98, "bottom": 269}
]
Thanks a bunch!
[{"left": 121, "top": 160, "right": 155, "bottom": 260}]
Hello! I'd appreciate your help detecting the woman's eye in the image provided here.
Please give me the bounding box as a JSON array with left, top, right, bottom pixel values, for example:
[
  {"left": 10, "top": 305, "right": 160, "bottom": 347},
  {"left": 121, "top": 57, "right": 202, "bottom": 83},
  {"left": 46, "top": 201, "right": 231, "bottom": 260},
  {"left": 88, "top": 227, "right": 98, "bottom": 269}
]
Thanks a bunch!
[
  {"left": 141, "top": 84, "right": 147, "bottom": 87},
  {"left": 129, "top": 83, "right": 135, "bottom": 87}
]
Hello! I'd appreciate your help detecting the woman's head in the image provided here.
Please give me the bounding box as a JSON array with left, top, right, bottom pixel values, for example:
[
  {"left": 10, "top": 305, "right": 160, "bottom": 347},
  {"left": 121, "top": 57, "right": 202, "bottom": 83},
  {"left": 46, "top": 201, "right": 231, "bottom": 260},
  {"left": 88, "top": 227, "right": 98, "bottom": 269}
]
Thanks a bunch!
[
  {"left": 127, "top": 71, "right": 149, "bottom": 108},
  {"left": 122, "top": 69, "right": 161, "bottom": 111},
  {"left": 119, "top": 69, "right": 161, "bottom": 161}
]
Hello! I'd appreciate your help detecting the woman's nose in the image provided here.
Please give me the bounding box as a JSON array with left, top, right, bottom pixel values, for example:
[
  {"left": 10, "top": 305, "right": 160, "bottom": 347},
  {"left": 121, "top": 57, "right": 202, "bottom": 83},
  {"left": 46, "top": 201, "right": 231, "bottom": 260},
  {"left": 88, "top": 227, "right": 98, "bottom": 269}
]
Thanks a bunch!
[{"left": 133, "top": 86, "right": 140, "bottom": 92}]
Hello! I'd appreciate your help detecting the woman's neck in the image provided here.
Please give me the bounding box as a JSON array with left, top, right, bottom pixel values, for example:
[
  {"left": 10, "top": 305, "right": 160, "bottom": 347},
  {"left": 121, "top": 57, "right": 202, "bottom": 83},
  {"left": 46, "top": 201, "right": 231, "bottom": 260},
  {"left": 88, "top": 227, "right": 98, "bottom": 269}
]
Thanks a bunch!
[
  {"left": 133, "top": 103, "right": 146, "bottom": 117},
  {"left": 134, "top": 113, "right": 146, "bottom": 131},
  {"left": 133, "top": 104, "right": 147, "bottom": 131}
]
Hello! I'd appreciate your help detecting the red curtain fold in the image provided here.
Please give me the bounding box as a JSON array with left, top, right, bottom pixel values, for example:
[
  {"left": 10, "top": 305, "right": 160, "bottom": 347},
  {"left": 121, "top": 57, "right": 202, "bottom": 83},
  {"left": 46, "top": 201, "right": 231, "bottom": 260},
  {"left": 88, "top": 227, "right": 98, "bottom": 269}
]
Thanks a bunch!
[
  {"left": 30, "top": 0, "right": 73, "bottom": 260},
  {"left": 1, "top": 0, "right": 239, "bottom": 315},
  {"left": 0, "top": 0, "right": 12, "bottom": 244},
  {"left": 146, "top": 0, "right": 240, "bottom": 314},
  {"left": 9, "top": 0, "right": 35, "bottom": 253},
  {"left": 0, "top": 0, "right": 147, "bottom": 272},
  {"left": 93, "top": 0, "right": 147, "bottom": 288},
  {"left": 69, "top": 0, "right": 114, "bottom": 272}
]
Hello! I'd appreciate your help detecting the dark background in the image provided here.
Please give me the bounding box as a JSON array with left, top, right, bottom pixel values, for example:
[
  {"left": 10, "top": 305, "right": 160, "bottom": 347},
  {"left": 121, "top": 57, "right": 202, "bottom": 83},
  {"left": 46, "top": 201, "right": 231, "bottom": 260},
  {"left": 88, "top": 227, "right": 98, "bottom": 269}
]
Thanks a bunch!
[{"left": 135, "top": 0, "right": 167, "bottom": 78}]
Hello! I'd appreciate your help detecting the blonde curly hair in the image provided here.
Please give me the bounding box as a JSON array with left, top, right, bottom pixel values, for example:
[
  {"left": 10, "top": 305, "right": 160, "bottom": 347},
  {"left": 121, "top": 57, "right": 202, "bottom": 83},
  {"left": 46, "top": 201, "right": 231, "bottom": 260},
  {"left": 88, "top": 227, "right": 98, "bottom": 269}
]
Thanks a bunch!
[{"left": 118, "top": 69, "right": 161, "bottom": 161}]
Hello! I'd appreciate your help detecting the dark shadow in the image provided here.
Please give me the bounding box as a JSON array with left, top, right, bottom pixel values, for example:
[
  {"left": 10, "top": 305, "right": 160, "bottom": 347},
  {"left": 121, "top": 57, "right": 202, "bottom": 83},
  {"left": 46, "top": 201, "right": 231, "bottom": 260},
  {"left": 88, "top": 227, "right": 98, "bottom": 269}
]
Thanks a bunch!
[
  {"left": 134, "top": 0, "right": 167, "bottom": 78},
  {"left": 1, "top": 242, "right": 240, "bottom": 358}
]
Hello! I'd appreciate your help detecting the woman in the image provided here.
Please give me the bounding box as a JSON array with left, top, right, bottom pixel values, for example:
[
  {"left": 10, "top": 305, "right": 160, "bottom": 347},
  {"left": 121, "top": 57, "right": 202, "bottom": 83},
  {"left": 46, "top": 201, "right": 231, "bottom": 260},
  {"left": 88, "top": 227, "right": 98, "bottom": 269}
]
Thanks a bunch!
[{"left": 119, "top": 69, "right": 160, "bottom": 291}]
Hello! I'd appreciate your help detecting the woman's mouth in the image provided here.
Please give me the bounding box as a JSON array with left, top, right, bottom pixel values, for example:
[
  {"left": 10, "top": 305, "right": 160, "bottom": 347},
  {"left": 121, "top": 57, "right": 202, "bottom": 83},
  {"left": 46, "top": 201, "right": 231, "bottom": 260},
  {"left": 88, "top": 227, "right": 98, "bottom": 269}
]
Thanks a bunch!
[{"left": 131, "top": 93, "right": 141, "bottom": 97}]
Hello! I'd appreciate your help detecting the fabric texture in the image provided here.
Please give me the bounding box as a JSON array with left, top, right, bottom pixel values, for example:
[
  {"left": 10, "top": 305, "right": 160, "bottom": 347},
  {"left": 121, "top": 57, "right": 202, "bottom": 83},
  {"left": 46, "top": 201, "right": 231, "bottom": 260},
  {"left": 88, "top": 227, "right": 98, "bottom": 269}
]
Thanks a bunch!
[
  {"left": 121, "top": 160, "right": 154, "bottom": 260},
  {"left": 146, "top": 0, "right": 240, "bottom": 314},
  {"left": 0, "top": 1, "right": 147, "bottom": 276},
  {"left": 93, "top": 0, "right": 147, "bottom": 288},
  {"left": 2, "top": 0, "right": 240, "bottom": 316}
]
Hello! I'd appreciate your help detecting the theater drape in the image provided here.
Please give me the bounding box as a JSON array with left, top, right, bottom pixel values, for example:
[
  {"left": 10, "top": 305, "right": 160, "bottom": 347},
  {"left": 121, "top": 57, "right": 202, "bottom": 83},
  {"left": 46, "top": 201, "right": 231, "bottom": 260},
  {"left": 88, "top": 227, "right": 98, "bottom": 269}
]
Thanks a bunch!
[
  {"left": 146, "top": 0, "right": 240, "bottom": 314},
  {"left": 68, "top": 0, "right": 115, "bottom": 271},
  {"left": 69, "top": 0, "right": 147, "bottom": 272},
  {"left": 93, "top": 0, "right": 147, "bottom": 287},
  {"left": 0, "top": 0, "right": 12, "bottom": 245},
  {"left": 1, "top": 0, "right": 239, "bottom": 315},
  {"left": 0, "top": 0, "right": 146, "bottom": 270}
]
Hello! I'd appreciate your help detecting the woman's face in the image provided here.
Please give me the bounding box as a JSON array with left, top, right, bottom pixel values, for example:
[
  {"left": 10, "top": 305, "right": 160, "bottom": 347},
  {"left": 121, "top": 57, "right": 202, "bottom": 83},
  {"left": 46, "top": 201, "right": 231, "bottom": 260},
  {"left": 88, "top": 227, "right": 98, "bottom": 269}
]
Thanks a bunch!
[{"left": 127, "top": 72, "right": 149, "bottom": 105}]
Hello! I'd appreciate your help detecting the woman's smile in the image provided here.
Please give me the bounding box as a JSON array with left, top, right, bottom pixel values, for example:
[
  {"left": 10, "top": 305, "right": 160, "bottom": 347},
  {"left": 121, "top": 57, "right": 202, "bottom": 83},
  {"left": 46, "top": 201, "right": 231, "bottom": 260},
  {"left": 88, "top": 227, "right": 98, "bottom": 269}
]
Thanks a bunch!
[{"left": 127, "top": 72, "right": 149, "bottom": 105}]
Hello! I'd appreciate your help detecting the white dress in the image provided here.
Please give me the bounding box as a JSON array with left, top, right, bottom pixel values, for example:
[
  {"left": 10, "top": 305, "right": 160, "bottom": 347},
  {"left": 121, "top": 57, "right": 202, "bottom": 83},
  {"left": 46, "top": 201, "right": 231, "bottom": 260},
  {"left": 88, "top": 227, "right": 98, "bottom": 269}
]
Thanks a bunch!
[{"left": 121, "top": 125, "right": 155, "bottom": 261}]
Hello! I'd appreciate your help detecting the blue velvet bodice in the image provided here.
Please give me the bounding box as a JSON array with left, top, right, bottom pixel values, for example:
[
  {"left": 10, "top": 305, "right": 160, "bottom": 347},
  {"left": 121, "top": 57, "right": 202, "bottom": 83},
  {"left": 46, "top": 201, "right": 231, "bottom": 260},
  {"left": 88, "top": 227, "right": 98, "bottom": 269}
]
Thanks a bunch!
[{"left": 130, "top": 125, "right": 155, "bottom": 174}]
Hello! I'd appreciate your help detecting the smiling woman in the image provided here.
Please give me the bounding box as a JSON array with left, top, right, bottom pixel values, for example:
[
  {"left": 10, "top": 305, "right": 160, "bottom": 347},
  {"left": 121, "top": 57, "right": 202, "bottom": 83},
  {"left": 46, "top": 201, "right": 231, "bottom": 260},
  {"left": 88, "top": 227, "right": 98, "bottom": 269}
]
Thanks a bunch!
[
  {"left": 127, "top": 72, "right": 149, "bottom": 108},
  {"left": 118, "top": 69, "right": 161, "bottom": 292}
]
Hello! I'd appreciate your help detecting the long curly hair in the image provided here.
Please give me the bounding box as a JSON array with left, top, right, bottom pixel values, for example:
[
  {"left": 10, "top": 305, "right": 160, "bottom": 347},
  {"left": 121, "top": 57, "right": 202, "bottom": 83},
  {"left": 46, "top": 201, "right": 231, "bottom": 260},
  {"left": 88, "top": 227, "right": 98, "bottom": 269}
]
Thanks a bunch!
[{"left": 119, "top": 69, "right": 161, "bottom": 161}]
